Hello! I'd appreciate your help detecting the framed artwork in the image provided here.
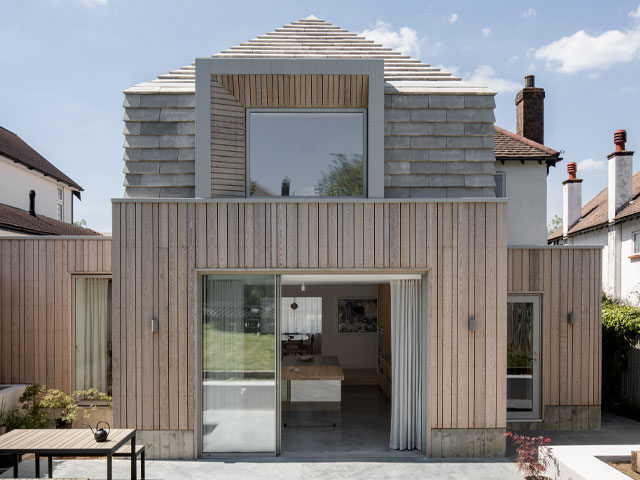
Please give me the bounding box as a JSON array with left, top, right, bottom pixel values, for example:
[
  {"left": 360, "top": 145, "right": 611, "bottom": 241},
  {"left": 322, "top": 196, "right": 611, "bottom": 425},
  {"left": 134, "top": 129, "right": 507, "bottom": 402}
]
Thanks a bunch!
[{"left": 337, "top": 298, "right": 378, "bottom": 333}]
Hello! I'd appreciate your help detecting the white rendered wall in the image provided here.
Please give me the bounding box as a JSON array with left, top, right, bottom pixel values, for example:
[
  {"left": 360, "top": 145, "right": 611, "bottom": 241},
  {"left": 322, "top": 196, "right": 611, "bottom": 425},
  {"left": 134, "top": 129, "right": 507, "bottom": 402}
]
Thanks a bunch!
[
  {"left": 500, "top": 162, "right": 548, "bottom": 246},
  {"left": 0, "top": 155, "right": 74, "bottom": 222},
  {"left": 619, "top": 220, "right": 640, "bottom": 305}
]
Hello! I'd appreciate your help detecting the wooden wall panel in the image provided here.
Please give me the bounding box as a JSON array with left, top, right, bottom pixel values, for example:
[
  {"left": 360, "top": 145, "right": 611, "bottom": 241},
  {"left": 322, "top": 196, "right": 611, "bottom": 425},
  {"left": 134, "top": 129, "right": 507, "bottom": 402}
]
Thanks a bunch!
[
  {"left": 111, "top": 199, "right": 508, "bottom": 435},
  {"left": 209, "top": 74, "right": 368, "bottom": 198},
  {"left": 0, "top": 237, "right": 112, "bottom": 391},
  {"left": 507, "top": 247, "right": 602, "bottom": 407}
]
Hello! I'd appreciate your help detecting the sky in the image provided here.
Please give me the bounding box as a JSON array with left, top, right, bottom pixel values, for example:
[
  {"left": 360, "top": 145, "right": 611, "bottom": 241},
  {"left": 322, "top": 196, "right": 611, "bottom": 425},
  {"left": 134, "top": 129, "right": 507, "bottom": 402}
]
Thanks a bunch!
[{"left": 2, "top": 0, "right": 640, "bottom": 234}]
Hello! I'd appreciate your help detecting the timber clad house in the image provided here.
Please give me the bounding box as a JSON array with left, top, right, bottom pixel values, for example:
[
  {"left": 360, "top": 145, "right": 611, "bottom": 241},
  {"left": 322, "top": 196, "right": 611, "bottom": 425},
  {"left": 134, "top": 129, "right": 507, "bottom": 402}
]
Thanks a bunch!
[{"left": 0, "top": 17, "right": 602, "bottom": 459}]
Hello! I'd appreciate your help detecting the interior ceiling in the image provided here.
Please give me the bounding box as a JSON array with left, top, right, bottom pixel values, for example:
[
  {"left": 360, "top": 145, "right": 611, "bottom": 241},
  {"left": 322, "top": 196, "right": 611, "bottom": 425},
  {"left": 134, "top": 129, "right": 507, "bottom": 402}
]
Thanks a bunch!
[{"left": 280, "top": 274, "right": 422, "bottom": 285}]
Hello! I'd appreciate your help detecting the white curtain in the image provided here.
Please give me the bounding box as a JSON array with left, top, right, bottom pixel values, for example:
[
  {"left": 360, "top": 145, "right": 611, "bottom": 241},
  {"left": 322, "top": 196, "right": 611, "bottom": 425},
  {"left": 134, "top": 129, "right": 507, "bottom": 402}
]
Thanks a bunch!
[
  {"left": 75, "top": 278, "right": 111, "bottom": 392},
  {"left": 280, "top": 297, "right": 322, "bottom": 334},
  {"left": 389, "top": 278, "right": 424, "bottom": 450}
]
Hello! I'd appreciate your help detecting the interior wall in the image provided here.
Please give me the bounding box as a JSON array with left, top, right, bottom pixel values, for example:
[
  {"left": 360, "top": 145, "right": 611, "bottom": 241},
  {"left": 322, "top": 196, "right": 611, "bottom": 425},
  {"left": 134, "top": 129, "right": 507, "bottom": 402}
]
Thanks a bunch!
[{"left": 281, "top": 283, "right": 378, "bottom": 369}]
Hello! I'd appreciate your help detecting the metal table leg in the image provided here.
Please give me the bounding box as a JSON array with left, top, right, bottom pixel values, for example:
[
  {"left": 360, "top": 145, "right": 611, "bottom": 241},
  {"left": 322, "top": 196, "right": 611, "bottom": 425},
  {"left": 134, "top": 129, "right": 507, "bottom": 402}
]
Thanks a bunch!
[
  {"left": 107, "top": 453, "right": 112, "bottom": 480},
  {"left": 12, "top": 453, "right": 18, "bottom": 478},
  {"left": 130, "top": 434, "right": 137, "bottom": 479},
  {"left": 48, "top": 455, "right": 53, "bottom": 478},
  {"left": 141, "top": 448, "right": 145, "bottom": 479},
  {"left": 35, "top": 454, "right": 40, "bottom": 477}
]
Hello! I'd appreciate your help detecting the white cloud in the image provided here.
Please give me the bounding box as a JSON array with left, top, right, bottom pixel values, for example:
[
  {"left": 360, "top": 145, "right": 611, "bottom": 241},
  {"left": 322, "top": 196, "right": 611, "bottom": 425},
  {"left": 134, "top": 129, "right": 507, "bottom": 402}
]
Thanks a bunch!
[
  {"left": 533, "top": 25, "right": 640, "bottom": 73},
  {"left": 76, "top": 0, "right": 108, "bottom": 5},
  {"left": 466, "top": 65, "right": 521, "bottom": 93},
  {"left": 577, "top": 158, "right": 607, "bottom": 171},
  {"left": 629, "top": 4, "right": 640, "bottom": 19},
  {"left": 360, "top": 20, "right": 420, "bottom": 58},
  {"left": 482, "top": 27, "right": 491, "bottom": 37},
  {"left": 523, "top": 8, "right": 537, "bottom": 18},
  {"left": 448, "top": 13, "right": 458, "bottom": 24}
]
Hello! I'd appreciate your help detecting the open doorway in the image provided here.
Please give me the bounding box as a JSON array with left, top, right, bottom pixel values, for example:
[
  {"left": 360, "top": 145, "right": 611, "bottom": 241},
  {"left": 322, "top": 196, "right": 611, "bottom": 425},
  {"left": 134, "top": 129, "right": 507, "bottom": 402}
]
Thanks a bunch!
[{"left": 279, "top": 274, "right": 424, "bottom": 456}]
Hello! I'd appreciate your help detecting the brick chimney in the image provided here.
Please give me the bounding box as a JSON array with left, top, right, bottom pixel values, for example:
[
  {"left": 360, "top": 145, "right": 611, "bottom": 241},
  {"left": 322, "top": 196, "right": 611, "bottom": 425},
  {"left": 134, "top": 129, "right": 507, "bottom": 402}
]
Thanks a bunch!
[
  {"left": 562, "top": 162, "right": 582, "bottom": 236},
  {"left": 608, "top": 129, "right": 634, "bottom": 222},
  {"left": 515, "top": 74, "right": 545, "bottom": 145}
]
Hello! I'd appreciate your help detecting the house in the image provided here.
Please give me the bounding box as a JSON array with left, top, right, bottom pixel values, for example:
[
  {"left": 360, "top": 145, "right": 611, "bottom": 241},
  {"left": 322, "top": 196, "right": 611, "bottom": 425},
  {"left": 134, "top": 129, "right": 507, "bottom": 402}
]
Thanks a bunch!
[
  {"left": 549, "top": 130, "right": 638, "bottom": 304},
  {"left": 0, "top": 16, "right": 601, "bottom": 459},
  {"left": 0, "top": 126, "right": 99, "bottom": 236}
]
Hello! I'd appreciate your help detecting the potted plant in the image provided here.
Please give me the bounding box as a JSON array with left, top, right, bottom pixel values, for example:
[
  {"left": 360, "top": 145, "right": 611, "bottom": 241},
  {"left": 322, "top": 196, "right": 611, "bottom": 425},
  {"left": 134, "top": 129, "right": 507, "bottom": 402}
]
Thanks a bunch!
[
  {"left": 40, "top": 389, "right": 78, "bottom": 428},
  {"left": 506, "top": 432, "right": 558, "bottom": 480}
]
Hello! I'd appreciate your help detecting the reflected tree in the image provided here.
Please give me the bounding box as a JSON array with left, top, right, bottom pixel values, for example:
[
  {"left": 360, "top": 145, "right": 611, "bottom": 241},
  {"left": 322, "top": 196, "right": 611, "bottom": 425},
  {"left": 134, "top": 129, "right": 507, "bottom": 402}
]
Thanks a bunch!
[{"left": 314, "top": 153, "right": 363, "bottom": 196}]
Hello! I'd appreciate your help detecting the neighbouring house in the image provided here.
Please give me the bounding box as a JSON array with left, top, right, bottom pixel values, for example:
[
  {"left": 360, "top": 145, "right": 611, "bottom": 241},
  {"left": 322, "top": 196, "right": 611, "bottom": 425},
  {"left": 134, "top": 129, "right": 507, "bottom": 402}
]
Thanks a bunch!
[
  {"left": 0, "top": 126, "right": 99, "bottom": 236},
  {"left": 0, "top": 16, "right": 602, "bottom": 460},
  {"left": 549, "top": 130, "right": 638, "bottom": 304}
]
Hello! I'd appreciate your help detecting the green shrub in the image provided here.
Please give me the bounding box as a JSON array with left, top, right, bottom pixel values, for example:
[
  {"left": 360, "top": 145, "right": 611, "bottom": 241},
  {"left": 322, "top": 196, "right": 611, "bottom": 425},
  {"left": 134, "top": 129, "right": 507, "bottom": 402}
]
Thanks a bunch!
[
  {"left": 602, "top": 295, "right": 640, "bottom": 414},
  {"left": 0, "top": 385, "right": 112, "bottom": 432}
]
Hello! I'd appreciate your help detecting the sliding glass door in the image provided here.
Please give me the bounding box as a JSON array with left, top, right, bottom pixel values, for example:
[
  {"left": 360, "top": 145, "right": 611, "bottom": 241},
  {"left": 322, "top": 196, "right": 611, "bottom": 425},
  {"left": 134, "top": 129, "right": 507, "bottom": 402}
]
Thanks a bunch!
[
  {"left": 201, "top": 274, "right": 277, "bottom": 453},
  {"left": 506, "top": 295, "right": 541, "bottom": 420}
]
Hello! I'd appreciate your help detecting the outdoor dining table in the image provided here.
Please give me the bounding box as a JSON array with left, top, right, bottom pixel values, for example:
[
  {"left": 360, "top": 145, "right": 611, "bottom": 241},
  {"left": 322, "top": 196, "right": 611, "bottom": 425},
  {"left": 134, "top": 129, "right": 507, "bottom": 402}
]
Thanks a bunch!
[{"left": 0, "top": 428, "right": 137, "bottom": 480}]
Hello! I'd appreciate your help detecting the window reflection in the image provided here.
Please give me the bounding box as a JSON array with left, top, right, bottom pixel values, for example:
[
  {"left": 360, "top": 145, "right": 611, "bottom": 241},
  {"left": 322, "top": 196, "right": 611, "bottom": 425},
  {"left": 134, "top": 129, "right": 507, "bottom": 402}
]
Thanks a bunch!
[{"left": 249, "top": 112, "right": 365, "bottom": 197}]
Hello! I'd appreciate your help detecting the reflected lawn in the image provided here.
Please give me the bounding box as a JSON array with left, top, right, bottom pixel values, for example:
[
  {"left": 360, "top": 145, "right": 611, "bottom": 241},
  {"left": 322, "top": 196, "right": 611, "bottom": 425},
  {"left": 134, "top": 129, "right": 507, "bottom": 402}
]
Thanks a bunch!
[{"left": 203, "top": 325, "right": 275, "bottom": 372}]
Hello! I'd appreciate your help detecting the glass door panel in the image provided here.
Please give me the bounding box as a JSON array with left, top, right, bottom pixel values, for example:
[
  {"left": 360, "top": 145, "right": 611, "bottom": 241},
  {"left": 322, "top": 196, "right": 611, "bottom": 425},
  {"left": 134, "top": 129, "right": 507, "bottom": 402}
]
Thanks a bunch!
[
  {"left": 201, "top": 274, "right": 276, "bottom": 452},
  {"left": 507, "top": 295, "right": 541, "bottom": 420}
]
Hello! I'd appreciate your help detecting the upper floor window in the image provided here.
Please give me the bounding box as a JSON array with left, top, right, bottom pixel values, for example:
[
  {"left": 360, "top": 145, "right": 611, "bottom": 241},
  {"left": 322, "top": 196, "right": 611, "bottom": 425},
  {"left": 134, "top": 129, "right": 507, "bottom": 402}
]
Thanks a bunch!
[
  {"left": 494, "top": 172, "right": 506, "bottom": 198},
  {"left": 56, "top": 188, "right": 63, "bottom": 221},
  {"left": 248, "top": 110, "right": 366, "bottom": 197},
  {"left": 634, "top": 231, "right": 640, "bottom": 254}
]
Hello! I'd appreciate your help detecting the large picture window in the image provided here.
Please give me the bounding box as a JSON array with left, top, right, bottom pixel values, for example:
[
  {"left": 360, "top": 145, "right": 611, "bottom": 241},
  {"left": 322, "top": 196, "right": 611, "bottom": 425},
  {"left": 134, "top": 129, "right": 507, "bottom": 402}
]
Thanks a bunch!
[{"left": 248, "top": 111, "right": 366, "bottom": 197}]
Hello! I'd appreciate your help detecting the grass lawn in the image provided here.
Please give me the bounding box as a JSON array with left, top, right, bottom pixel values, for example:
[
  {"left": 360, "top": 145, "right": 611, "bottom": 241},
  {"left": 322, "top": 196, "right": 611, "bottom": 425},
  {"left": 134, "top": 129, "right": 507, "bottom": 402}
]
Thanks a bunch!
[{"left": 203, "top": 326, "right": 275, "bottom": 372}]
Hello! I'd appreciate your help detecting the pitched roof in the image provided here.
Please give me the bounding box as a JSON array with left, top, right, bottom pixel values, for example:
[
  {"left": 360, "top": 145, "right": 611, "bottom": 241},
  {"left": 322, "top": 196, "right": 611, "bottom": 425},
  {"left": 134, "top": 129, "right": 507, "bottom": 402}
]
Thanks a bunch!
[
  {"left": 548, "top": 170, "right": 640, "bottom": 241},
  {"left": 0, "top": 203, "right": 101, "bottom": 236},
  {"left": 126, "top": 16, "right": 493, "bottom": 95},
  {"left": 494, "top": 126, "right": 561, "bottom": 164},
  {"left": 0, "top": 126, "right": 82, "bottom": 192}
]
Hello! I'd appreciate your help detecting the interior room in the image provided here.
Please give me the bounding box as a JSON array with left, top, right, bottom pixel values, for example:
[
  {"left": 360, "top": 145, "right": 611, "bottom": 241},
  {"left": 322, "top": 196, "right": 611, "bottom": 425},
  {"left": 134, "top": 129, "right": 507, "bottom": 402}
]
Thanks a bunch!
[{"left": 279, "top": 274, "right": 417, "bottom": 455}]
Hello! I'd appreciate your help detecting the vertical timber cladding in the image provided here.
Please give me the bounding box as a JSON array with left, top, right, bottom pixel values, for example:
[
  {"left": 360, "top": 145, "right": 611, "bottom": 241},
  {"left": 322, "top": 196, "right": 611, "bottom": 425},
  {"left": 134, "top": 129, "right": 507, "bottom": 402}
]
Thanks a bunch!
[
  {"left": 507, "top": 248, "right": 602, "bottom": 409},
  {"left": 112, "top": 199, "right": 507, "bottom": 455},
  {"left": 0, "top": 238, "right": 112, "bottom": 390},
  {"left": 209, "top": 74, "right": 369, "bottom": 197}
]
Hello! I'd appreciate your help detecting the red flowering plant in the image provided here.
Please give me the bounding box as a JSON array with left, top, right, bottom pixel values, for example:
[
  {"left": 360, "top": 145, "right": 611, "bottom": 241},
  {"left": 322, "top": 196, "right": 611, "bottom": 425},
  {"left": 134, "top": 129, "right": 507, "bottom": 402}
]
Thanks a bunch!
[{"left": 505, "top": 432, "right": 558, "bottom": 480}]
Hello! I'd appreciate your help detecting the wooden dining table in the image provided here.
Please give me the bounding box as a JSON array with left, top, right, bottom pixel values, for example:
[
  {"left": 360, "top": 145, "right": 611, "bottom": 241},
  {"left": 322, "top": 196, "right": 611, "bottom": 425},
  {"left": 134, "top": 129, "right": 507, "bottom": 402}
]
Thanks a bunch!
[{"left": 0, "top": 428, "right": 137, "bottom": 480}]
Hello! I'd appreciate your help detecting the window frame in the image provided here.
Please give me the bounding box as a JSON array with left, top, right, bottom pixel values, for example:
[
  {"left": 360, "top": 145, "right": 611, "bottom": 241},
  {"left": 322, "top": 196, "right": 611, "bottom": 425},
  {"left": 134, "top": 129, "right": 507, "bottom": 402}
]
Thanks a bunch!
[
  {"left": 494, "top": 171, "right": 506, "bottom": 198},
  {"left": 633, "top": 231, "right": 640, "bottom": 254},
  {"left": 57, "top": 187, "right": 64, "bottom": 221},
  {"left": 245, "top": 108, "right": 368, "bottom": 198},
  {"left": 71, "top": 274, "right": 113, "bottom": 395}
]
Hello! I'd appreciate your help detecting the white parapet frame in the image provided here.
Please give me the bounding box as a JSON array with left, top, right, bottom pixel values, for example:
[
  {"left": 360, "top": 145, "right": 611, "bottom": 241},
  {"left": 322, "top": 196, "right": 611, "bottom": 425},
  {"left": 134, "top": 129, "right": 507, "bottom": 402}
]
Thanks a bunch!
[
  {"left": 194, "top": 58, "right": 385, "bottom": 199},
  {"left": 550, "top": 444, "right": 640, "bottom": 480}
]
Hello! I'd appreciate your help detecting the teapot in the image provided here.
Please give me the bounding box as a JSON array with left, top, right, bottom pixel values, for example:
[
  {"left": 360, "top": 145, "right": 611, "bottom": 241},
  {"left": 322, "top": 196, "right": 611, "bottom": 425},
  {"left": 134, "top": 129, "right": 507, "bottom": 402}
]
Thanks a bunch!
[{"left": 86, "top": 421, "right": 110, "bottom": 442}]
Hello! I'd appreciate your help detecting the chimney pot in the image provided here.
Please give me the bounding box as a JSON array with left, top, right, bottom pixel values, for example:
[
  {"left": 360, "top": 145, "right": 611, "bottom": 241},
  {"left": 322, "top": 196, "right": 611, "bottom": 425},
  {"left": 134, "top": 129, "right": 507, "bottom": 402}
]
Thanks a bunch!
[
  {"left": 28, "top": 190, "right": 36, "bottom": 216},
  {"left": 614, "top": 129, "right": 627, "bottom": 151},
  {"left": 567, "top": 162, "right": 577, "bottom": 179},
  {"left": 524, "top": 74, "right": 535, "bottom": 87}
]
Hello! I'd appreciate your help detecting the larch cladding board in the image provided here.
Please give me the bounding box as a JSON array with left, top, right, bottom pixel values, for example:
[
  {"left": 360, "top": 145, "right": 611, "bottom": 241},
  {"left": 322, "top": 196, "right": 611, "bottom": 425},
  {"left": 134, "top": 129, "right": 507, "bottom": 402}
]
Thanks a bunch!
[
  {"left": 210, "top": 74, "right": 368, "bottom": 197},
  {"left": 507, "top": 248, "right": 602, "bottom": 407},
  {"left": 0, "top": 238, "right": 112, "bottom": 390},
  {"left": 111, "top": 199, "right": 507, "bottom": 439}
]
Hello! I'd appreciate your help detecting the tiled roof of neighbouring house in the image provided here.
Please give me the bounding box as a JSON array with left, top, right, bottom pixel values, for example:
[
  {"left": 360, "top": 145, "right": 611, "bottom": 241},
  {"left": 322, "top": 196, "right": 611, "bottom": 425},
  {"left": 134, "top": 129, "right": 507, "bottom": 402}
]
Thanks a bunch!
[
  {"left": 125, "top": 16, "right": 492, "bottom": 95},
  {"left": 548, "top": 170, "right": 640, "bottom": 242},
  {"left": 494, "top": 126, "right": 561, "bottom": 164},
  {"left": 0, "top": 126, "right": 82, "bottom": 192},
  {"left": 0, "top": 203, "right": 101, "bottom": 236}
]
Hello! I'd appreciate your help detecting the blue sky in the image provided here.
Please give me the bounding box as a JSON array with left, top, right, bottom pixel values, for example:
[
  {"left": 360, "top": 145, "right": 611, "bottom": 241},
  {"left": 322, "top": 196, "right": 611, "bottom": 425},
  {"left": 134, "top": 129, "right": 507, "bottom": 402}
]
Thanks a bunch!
[{"left": 2, "top": 0, "right": 640, "bottom": 233}]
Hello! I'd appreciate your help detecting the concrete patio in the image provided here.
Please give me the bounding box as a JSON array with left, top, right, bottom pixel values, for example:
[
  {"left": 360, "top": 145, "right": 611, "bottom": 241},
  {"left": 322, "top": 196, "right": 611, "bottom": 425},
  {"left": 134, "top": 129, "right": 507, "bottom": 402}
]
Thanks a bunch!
[{"left": 1, "top": 457, "right": 521, "bottom": 480}]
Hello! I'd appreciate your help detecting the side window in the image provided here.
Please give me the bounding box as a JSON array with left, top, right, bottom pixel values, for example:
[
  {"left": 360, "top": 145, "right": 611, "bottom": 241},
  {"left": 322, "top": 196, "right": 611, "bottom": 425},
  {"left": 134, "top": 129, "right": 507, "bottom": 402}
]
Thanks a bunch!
[
  {"left": 494, "top": 171, "right": 506, "bottom": 198},
  {"left": 57, "top": 188, "right": 63, "bottom": 221},
  {"left": 633, "top": 231, "right": 640, "bottom": 254}
]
